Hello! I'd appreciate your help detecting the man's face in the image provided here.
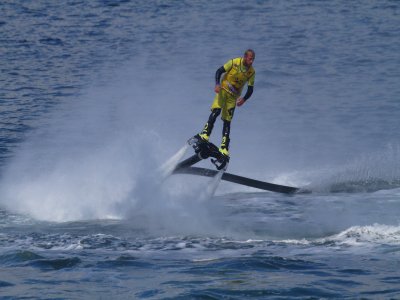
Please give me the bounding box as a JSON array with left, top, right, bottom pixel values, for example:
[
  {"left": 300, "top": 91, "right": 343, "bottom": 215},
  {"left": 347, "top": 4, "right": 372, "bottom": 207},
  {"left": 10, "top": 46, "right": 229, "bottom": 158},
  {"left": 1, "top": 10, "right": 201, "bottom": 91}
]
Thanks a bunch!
[{"left": 243, "top": 53, "right": 255, "bottom": 67}]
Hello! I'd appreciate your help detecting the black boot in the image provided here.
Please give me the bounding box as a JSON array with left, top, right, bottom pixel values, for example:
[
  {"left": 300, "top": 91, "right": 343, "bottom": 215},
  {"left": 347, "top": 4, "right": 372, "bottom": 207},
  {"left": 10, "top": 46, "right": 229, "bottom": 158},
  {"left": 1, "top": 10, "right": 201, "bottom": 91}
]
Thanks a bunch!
[{"left": 219, "top": 120, "right": 231, "bottom": 156}]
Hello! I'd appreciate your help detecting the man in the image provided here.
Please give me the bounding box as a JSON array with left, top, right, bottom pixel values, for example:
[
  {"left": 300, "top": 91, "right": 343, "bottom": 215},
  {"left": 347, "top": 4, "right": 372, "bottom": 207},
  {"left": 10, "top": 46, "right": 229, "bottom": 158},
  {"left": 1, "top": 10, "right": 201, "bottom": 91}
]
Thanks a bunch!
[{"left": 198, "top": 49, "right": 256, "bottom": 157}]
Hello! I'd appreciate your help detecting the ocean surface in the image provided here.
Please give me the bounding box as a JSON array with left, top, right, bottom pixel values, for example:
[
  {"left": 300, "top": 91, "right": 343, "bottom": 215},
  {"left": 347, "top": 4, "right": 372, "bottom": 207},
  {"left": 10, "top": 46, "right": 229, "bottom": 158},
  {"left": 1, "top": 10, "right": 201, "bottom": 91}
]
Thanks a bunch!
[{"left": 1, "top": 0, "right": 400, "bottom": 299}]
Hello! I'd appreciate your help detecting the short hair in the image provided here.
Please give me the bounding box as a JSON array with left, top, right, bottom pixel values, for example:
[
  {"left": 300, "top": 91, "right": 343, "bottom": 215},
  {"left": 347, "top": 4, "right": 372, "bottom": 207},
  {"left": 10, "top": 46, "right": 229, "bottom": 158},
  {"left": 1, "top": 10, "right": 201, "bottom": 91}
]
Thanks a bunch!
[{"left": 244, "top": 49, "right": 255, "bottom": 58}]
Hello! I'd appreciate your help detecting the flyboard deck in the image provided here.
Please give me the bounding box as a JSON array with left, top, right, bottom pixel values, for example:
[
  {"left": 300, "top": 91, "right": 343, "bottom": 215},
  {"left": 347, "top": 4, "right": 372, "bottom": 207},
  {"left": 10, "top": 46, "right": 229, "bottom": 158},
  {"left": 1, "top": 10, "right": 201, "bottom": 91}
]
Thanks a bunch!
[{"left": 172, "top": 135, "right": 301, "bottom": 194}]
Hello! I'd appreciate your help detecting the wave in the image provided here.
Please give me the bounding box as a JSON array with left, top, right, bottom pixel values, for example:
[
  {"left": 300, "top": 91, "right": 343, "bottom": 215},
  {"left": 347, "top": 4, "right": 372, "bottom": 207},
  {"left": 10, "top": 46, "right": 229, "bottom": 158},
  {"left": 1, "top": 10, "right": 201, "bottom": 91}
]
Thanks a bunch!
[
  {"left": 321, "top": 224, "right": 400, "bottom": 246},
  {"left": 0, "top": 250, "right": 81, "bottom": 270},
  {"left": 279, "top": 224, "right": 400, "bottom": 248}
]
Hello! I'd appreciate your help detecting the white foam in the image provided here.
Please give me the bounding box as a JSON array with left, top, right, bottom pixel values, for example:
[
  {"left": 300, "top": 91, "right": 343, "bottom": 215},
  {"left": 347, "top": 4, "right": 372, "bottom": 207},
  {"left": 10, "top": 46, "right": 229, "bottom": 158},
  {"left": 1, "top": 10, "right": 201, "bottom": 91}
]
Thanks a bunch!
[
  {"left": 276, "top": 224, "right": 400, "bottom": 248},
  {"left": 277, "top": 238, "right": 310, "bottom": 245},
  {"left": 324, "top": 224, "right": 400, "bottom": 246}
]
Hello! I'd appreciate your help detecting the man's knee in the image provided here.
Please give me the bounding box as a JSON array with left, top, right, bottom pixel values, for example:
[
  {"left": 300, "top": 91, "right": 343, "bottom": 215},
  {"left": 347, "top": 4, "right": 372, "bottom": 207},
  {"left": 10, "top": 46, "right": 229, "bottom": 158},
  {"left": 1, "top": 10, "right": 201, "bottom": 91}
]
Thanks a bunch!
[{"left": 209, "top": 108, "right": 221, "bottom": 122}]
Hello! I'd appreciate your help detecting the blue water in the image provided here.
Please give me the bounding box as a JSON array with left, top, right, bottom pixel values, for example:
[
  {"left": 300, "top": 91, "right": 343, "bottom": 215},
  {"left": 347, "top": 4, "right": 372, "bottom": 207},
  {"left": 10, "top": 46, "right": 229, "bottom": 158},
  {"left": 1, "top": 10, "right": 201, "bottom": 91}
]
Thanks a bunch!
[{"left": 1, "top": 0, "right": 400, "bottom": 298}]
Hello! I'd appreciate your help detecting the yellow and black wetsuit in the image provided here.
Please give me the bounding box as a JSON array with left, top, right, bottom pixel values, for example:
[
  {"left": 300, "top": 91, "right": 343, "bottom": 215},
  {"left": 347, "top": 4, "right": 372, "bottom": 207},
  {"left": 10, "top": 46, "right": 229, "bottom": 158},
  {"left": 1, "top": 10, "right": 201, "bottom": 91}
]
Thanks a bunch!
[
  {"left": 200, "top": 57, "right": 255, "bottom": 155},
  {"left": 211, "top": 57, "right": 255, "bottom": 122}
]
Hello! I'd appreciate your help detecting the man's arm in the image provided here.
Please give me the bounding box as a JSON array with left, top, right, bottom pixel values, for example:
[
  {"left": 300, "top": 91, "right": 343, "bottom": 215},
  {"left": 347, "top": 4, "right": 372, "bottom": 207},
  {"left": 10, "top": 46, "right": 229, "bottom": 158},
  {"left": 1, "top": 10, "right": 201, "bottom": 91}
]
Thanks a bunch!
[
  {"left": 236, "top": 86, "right": 253, "bottom": 107},
  {"left": 215, "top": 66, "right": 225, "bottom": 86},
  {"left": 237, "top": 71, "right": 255, "bottom": 107},
  {"left": 214, "top": 66, "right": 226, "bottom": 93},
  {"left": 243, "top": 86, "right": 254, "bottom": 101},
  {"left": 215, "top": 60, "right": 233, "bottom": 93}
]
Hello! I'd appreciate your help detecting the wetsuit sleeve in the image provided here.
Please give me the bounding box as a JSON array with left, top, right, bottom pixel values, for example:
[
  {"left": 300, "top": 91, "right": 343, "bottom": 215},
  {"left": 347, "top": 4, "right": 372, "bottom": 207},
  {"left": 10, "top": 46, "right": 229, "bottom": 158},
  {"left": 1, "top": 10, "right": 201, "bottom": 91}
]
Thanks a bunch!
[
  {"left": 243, "top": 86, "right": 253, "bottom": 101},
  {"left": 243, "top": 71, "right": 255, "bottom": 101},
  {"left": 215, "top": 59, "right": 234, "bottom": 85},
  {"left": 248, "top": 71, "right": 255, "bottom": 86},
  {"left": 215, "top": 66, "right": 226, "bottom": 85}
]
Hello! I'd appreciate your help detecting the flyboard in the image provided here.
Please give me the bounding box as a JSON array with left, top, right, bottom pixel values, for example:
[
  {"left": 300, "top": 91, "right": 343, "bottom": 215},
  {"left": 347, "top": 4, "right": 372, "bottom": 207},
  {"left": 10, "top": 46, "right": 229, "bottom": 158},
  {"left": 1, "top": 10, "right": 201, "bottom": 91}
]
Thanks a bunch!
[{"left": 172, "top": 135, "right": 300, "bottom": 194}]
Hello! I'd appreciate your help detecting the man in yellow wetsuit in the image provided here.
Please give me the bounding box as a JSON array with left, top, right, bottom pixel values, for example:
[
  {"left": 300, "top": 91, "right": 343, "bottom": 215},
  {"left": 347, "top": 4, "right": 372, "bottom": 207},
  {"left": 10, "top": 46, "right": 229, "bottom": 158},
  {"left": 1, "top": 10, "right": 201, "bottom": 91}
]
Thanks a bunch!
[{"left": 198, "top": 49, "right": 256, "bottom": 157}]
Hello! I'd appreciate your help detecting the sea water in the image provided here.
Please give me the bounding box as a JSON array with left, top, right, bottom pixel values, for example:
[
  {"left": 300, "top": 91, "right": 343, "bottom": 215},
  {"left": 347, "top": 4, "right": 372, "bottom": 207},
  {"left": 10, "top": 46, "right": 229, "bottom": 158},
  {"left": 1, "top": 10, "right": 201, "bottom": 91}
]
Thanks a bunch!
[{"left": 1, "top": 1, "right": 400, "bottom": 298}]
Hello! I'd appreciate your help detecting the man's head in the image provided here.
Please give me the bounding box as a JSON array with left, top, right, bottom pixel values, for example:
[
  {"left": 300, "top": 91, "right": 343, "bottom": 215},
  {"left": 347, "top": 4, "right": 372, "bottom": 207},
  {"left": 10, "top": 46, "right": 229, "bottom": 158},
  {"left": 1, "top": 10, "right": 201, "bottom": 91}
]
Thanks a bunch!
[{"left": 243, "top": 49, "right": 255, "bottom": 67}]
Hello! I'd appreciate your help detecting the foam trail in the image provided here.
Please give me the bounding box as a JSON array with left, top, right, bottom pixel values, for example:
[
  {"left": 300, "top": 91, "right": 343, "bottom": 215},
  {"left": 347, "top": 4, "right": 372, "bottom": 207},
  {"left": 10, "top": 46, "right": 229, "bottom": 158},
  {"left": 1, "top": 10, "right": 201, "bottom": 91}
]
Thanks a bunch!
[
  {"left": 301, "top": 144, "right": 400, "bottom": 193},
  {"left": 159, "top": 144, "right": 189, "bottom": 178}
]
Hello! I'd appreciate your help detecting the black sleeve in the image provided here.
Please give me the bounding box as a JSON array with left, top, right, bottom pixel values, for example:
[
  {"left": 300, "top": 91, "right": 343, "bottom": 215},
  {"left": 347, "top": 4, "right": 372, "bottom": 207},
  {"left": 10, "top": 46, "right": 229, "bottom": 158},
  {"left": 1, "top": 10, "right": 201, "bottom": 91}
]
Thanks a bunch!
[
  {"left": 215, "top": 66, "right": 226, "bottom": 85},
  {"left": 243, "top": 86, "right": 254, "bottom": 101}
]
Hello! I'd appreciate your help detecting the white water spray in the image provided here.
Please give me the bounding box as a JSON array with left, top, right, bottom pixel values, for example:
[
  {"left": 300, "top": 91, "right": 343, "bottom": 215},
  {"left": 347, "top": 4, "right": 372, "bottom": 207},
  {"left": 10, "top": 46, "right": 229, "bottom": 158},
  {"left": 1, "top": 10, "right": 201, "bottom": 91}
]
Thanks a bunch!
[{"left": 159, "top": 144, "right": 189, "bottom": 178}]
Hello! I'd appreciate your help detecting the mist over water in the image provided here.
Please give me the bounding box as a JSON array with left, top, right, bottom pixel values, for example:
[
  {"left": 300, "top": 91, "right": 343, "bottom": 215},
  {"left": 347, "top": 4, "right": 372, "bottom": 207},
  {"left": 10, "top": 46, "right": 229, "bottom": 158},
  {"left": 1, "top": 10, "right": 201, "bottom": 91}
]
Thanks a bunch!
[
  {"left": 0, "top": 62, "right": 214, "bottom": 225},
  {"left": 0, "top": 60, "right": 245, "bottom": 240}
]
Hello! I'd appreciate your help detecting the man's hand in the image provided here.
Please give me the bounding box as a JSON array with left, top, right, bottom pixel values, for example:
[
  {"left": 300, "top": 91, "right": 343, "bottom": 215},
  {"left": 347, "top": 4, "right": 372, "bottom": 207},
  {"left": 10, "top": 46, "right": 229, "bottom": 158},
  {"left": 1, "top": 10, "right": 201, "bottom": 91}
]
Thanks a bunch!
[
  {"left": 214, "top": 84, "right": 221, "bottom": 93},
  {"left": 236, "top": 97, "right": 245, "bottom": 107}
]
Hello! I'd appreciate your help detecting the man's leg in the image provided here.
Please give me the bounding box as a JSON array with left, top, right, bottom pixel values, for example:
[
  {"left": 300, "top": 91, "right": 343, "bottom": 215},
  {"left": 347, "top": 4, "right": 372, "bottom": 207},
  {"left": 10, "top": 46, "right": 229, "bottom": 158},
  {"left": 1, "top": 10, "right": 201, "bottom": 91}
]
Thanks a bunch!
[
  {"left": 199, "top": 93, "right": 222, "bottom": 141},
  {"left": 219, "top": 92, "right": 236, "bottom": 156},
  {"left": 199, "top": 108, "right": 221, "bottom": 141}
]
